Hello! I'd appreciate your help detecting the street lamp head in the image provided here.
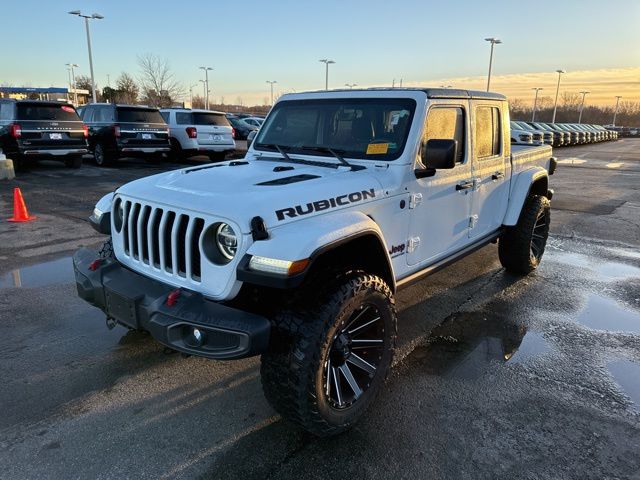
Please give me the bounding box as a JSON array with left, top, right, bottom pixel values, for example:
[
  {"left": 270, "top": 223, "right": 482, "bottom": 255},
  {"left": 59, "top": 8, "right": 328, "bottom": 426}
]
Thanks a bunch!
[
  {"left": 556, "top": 69, "right": 566, "bottom": 74},
  {"left": 485, "top": 37, "right": 501, "bottom": 44},
  {"left": 68, "top": 10, "right": 81, "bottom": 15},
  {"left": 327, "top": 60, "right": 335, "bottom": 64},
  {"left": 91, "top": 13, "right": 104, "bottom": 19},
  {"left": 532, "top": 87, "right": 543, "bottom": 91}
]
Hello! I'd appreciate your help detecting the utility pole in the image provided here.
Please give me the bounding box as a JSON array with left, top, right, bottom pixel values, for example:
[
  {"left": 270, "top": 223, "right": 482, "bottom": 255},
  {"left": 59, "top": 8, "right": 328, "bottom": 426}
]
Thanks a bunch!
[
  {"left": 531, "top": 87, "right": 543, "bottom": 122},
  {"left": 68, "top": 11, "right": 103, "bottom": 103},
  {"left": 612, "top": 96, "right": 622, "bottom": 126},
  {"left": 484, "top": 37, "right": 502, "bottom": 91},
  {"left": 199, "top": 80, "right": 207, "bottom": 107},
  {"left": 578, "top": 91, "right": 590, "bottom": 124},
  {"left": 319, "top": 59, "right": 335, "bottom": 90},
  {"left": 189, "top": 84, "right": 198, "bottom": 107},
  {"left": 266, "top": 80, "right": 277, "bottom": 105},
  {"left": 551, "top": 69, "right": 566, "bottom": 123}
]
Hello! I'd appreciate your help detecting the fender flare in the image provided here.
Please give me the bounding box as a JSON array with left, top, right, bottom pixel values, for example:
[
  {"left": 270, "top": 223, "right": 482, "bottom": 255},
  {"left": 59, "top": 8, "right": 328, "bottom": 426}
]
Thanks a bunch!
[
  {"left": 237, "top": 210, "right": 395, "bottom": 290},
  {"left": 502, "top": 167, "right": 549, "bottom": 226}
]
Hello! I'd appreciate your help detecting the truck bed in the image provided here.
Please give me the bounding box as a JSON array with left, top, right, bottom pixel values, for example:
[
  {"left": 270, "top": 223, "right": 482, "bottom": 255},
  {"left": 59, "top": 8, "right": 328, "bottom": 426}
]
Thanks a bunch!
[{"left": 511, "top": 143, "right": 554, "bottom": 174}]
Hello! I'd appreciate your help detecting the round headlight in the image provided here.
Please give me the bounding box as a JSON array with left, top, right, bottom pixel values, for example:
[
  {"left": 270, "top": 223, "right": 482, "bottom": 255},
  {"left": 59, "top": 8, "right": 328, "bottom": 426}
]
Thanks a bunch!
[
  {"left": 216, "top": 223, "right": 237, "bottom": 260},
  {"left": 113, "top": 198, "right": 124, "bottom": 232}
]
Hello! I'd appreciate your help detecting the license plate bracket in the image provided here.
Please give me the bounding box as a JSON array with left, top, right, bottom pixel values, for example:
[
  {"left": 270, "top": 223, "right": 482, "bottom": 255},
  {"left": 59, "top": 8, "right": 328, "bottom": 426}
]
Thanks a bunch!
[
  {"left": 104, "top": 287, "right": 139, "bottom": 329},
  {"left": 142, "top": 133, "right": 153, "bottom": 140}
]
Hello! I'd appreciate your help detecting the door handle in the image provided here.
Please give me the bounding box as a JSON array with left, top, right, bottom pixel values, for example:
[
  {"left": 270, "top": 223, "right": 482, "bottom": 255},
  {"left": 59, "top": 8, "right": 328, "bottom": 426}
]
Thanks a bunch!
[
  {"left": 456, "top": 180, "right": 475, "bottom": 191},
  {"left": 491, "top": 172, "right": 505, "bottom": 180}
]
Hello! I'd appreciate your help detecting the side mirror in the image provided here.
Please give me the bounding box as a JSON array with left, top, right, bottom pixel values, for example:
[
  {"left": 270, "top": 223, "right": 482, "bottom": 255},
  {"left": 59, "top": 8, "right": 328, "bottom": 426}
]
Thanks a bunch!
[
  {"left": 247, "top": 130, "right": 257, "bottom": 149},
  {"left": 415, "top": 139, "right": 458, "bottom": 179}
]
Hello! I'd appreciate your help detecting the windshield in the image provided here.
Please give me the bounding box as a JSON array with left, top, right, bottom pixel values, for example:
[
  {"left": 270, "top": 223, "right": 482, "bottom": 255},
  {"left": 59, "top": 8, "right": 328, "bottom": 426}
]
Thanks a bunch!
[
  {"left": 116, "top": 107, "right": 165, "bottom": 124},
  {"left": 193, "top": 112, "right": 230, "bottom": 126},
  {"left": 17, "top": 103, "right": 80, "bottom": 121},
  {"left": 255, "top": 98, "right": 416, "bottom": 161}
]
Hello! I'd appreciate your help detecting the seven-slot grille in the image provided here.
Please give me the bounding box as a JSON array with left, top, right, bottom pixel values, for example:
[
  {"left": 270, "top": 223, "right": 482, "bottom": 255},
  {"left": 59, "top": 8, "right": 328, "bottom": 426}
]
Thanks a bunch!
[{"left": 120, "top": 200, "right": 205, "bottom": 281}]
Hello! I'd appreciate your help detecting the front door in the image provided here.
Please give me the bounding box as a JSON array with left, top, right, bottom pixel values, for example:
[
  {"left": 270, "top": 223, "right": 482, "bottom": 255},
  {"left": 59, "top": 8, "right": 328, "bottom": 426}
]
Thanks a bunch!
[{"left": 406, "top": 102, "right": 474, "bottom": 266}]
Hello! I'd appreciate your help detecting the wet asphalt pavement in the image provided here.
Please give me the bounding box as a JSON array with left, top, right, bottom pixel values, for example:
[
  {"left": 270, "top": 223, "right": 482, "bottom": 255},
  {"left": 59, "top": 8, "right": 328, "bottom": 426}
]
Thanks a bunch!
[{"left": 1, "top": 140, "right": 639, "bottom": 479}]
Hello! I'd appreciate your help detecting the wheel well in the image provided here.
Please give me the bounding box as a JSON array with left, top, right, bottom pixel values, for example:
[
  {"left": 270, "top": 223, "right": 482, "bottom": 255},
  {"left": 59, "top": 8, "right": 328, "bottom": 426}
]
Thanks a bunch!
[
  {"left": 529, "top": 176, "right": 548, "bottom": 197},
  {"left": 304, "top": 234, "right": 395, "bottom": 291}
]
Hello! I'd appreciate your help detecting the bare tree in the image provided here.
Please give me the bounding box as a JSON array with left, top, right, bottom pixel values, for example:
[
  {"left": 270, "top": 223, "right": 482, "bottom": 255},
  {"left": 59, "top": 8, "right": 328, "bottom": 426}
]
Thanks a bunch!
[
  {"left": 115, "top": 72, "right": 139, "bottom": 104},
  {"left": 561, "top": 92, "right": 582, "bottom": 109},
  {"left": 191, "top": 95, "right": 205, "bottom": 109},
  {"left": 137, "top": 53, "right": 183, "bottom": 107}
]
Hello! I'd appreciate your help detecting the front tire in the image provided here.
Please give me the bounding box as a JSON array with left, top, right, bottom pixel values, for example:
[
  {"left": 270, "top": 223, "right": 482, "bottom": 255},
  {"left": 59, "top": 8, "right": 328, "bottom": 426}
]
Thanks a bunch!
[
  {"left": 94, "top": 143, "right": 112, "bottom": 167},
  {"left": 499, "top": 194, "right": 550, "bottom": 274},
  {"left": 260, "top": 273, "right": 397, "bottom": 437}
]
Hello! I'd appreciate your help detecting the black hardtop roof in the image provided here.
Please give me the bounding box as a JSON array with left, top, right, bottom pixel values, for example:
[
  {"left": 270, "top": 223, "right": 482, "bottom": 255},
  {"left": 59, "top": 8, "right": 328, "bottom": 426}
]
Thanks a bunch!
[{"left": 295, "top": 87, "right": 507, "bottom": 101}]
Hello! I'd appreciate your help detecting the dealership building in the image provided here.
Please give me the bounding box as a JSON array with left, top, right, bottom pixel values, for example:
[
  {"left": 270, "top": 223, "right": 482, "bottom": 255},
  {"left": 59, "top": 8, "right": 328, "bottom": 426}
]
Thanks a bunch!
[{"left": 0, "top": 86, "right": 90, "bottom": 105}]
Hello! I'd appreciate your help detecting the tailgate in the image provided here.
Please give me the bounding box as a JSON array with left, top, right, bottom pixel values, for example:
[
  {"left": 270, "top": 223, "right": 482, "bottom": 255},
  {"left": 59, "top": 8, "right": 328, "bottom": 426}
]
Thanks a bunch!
[
  {"left": 19, "top": 120, "right": 86, "bottom": 148},
  {"left": 119, "top": 122, "right": 169, "bottom": 146},
  {"left": 196, "top": 125, "right": 234, "bottom": 146}
]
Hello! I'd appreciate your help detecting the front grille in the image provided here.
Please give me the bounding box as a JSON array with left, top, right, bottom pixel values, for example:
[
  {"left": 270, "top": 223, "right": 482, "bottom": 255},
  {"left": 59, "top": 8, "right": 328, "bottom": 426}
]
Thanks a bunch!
[{"left": 120, "top": 200, "right": 205, "bottom": 281}]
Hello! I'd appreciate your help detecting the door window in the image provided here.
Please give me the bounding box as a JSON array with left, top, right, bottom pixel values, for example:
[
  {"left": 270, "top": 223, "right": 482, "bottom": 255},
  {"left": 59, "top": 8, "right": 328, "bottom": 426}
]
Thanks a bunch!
[
  {"left": 423, "top": 107, "right": 466, "bottom": 163},
  {"left": 176, "top": 112, "right": 192, "bottom": 125},
  {"left": 474, "top": 106, "right": 501, "bottom": 159}
]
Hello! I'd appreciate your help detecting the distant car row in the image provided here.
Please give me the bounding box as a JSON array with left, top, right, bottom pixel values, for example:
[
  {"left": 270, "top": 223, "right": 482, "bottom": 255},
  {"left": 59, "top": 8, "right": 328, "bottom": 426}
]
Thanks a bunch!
[
  {"left": 510, "top": 121, "right": 618, "bottom": 147},
  {"left": 0, "top": 98, "right": 266, "bottom": 170}
]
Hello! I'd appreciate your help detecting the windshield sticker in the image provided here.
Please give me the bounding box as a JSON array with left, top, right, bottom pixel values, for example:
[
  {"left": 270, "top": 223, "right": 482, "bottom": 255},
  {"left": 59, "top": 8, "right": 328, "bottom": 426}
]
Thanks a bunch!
[{"left": 366, "top": 143, "right": 389, "bottom": 155}]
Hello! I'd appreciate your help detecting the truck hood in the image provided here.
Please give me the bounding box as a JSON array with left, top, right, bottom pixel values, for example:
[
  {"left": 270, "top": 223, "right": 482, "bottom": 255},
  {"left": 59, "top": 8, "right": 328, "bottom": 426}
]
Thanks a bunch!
[{"left": 116, "top": 157, "right": 384, "bottom": 233}]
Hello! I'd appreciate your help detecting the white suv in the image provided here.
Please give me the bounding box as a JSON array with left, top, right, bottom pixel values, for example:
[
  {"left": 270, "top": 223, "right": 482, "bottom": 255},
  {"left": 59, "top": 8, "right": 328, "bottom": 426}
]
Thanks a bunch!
[{"left": 160, "top": 108, "right": 235, "bottom": 161}]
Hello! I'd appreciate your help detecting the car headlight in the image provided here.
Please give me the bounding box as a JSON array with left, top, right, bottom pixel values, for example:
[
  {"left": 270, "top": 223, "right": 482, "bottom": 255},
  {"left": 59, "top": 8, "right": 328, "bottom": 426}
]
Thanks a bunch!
[{"left": 216, "top": 223, "right": 237, "bottom": 260}]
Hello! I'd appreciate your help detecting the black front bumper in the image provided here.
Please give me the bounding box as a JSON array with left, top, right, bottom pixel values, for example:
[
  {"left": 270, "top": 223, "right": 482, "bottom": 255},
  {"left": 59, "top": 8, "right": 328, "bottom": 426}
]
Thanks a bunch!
[{"left": 73, "top": 248, "right": 270, "bottom": 359}]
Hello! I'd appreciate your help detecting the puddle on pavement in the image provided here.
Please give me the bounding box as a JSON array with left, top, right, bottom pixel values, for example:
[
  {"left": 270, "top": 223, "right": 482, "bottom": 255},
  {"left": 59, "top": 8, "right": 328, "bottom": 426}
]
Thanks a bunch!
[
  {"left": 575, "top": 295, "right": 640, "bottom": 333},
  {"left": 607, "top": 359, "right": 640, "bottom": 411},
  {"left": 409, "top": 312, "right": 550, "bottom": 379},
  {"left": 0, "top": 257, "right": 74, "bottom": 288},
  {"left": 548, "top": 251, "right": 640, "bottom": 281}
]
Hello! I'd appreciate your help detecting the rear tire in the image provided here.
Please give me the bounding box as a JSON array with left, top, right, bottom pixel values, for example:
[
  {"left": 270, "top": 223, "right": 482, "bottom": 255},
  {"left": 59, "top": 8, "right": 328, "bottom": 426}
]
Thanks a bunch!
[
  {"left": 499, "top": 194, "right": 550, "bottom": 274},
  {"left": 64, "top": 155, "right": 83, "bottom": 169},
  {"left": 94, "top": 143, "right": 112, "bottom": 167},
  {"left": 169, "top": 140, "right": 184, "bottom": 162},
  {"left": 260, "top": 273, "right": 397, "bottom": 437}
]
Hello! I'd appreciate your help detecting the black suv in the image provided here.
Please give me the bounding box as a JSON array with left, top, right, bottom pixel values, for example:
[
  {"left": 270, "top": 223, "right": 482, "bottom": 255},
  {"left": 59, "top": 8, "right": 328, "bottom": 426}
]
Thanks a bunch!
[
  {"left": 81, "top": 103, "right": 170, "bottom": 166},
  {"left": 0, "top": 99, "right": 88, "bottom": 170}
]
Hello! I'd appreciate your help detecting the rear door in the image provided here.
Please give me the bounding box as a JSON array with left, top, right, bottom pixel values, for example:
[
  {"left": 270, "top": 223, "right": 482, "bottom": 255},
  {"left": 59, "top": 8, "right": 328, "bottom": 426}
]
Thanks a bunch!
[
  {"left": 15, "top": 103, "right": 86, "bottom": 149},
  {"left": 192, "top": 112, "right": 234, "bottom": 146},
  {"left": 469, "top": 102, "right": 510, "bottom": 239},
  {"left": 115, "top": 107, "right": 169, "bottom": 147}
]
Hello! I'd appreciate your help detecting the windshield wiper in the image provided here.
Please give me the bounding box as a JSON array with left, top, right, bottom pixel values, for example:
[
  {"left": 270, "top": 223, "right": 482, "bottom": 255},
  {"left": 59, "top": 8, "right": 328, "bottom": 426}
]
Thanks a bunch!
[{"left": 296, "top": 146, "right": 360, "bottom": 170}]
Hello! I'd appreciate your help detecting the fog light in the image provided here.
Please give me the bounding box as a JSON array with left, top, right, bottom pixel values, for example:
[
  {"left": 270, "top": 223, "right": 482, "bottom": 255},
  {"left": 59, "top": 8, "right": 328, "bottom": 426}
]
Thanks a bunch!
[{"left": 191, "top": 328, "right": 204, "bottom": 347}]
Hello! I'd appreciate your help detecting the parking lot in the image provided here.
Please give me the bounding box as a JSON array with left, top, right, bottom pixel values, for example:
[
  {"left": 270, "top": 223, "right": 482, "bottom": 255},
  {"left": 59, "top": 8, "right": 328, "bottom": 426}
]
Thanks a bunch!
[{"left": 1, "top": 139, "right": 639, "bottom": 479}]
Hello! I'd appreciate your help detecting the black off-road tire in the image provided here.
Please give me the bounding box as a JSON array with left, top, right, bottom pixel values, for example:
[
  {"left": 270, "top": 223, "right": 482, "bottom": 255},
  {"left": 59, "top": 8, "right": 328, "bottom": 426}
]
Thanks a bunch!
[
  {"left": 260, "top": 273, "right": 397, "bottom": 437},
  {"left": 64, "top": 155, "right": 83, "bottom": 169},
  {"left": 94, "top": 143, "right": 112, "bottom": 167},
  {"left": 499, "top": 194, "right": 550, "bottom": 274},
  {"left": 98, "top": 237, "right": 114, "bottom": 260}
]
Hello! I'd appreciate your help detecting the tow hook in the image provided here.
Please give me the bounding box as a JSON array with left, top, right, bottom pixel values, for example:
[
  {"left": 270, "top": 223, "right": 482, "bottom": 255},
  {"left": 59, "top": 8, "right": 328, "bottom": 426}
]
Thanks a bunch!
[{"left": 106, "top": 316, "right": 117, "bottom": 330}]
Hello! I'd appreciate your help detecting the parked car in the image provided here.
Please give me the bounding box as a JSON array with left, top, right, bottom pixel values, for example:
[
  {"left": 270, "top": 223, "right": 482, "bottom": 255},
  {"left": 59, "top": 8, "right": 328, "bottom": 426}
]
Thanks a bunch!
[
  {"left": 240, "top": 117, "right": 264, "bottom": 128},
  {"left": 0, "top": 99, "right": 88, "bottom": 170},
  {"left": 160, "top": 108, "right": 235, "bottom": 161},
  {"left": 556, "top": 124, "right": 585, "bottom": 144},
  {"left": 509, "top": 122, "right": 533, "bottom": 144},
  {"left": 545, "top": 123, "right": 577, "bottom": 145},
  {"left": 226, "top": 115, "right": 257, "bottom": 140},
  {"left": 81, "top": 103, "right": 170, "bottom": 166},
  {"left": 514, "top": 121, "right": 552, "bottom": 145},
  {"left": 528, "top": 122, "right": 564, "bottom": 147},
  {"left": 76, "top": 87, "right": 556, "bottom": 436}
]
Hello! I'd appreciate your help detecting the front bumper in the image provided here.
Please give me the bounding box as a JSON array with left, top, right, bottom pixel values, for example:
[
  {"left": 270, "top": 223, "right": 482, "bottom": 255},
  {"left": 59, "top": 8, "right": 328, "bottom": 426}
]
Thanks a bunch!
[{"left": 73, "top": 248, "right": 270, "bottom": 359}]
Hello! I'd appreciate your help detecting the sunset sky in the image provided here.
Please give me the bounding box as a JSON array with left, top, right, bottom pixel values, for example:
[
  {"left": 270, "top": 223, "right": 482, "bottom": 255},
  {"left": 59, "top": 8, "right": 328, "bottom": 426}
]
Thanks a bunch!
[{"left": 2, "top": 0, "right": 639, "bottom": 106}]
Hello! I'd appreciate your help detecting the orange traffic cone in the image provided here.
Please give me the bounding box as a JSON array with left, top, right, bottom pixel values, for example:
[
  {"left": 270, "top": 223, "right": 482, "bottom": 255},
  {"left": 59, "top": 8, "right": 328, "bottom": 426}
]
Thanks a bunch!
[{"left": 8, "top": 187, "right": 36, "bottom": 222}]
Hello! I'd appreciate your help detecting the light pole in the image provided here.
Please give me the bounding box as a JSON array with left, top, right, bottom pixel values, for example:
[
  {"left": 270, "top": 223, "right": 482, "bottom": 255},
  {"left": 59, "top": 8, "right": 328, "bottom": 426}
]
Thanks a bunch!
[
  {"left": 65, "top": 63, "right": 79, "bottom": 105},
  {"left": 319, "top": 59, "right": 335, "bottom": 90},
  {"left": 531, "top": 87, "right": 543, "bottom": 122},
  {"left": 199, "top": 80, "right": 207, "bottom": 107},
  {"left": 484, "top": 37, "right": 502, "bottom": 91},
  {"left": 199, "top": 66, "right": 213, "bottom": 109},
  {"left": 68, "top": 11, "right": 103, "bottom": 103},
  {"left": 577, "top": 91, "right": 590, "bottom": 124},
  {"left": 551, "top": 69, "right": 566, "bottom": 123},
  {"left": 612, "top": 96, "right": 622, "bottom": 126},
  {"left": 345, "top": 83, "right": 357, "bottom": 89},
  {"left": 266, "top": 80, "right": 277, "bottom": 105},
  {"left": 189, "top": 84, "right": 198, "bottom": 107}
]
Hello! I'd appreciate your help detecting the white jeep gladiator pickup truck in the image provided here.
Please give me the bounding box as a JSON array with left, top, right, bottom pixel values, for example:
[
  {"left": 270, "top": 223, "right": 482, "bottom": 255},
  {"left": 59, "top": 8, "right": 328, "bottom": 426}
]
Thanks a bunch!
[{"left": 74, "top": 88, "right": 557, "bottom": 436}]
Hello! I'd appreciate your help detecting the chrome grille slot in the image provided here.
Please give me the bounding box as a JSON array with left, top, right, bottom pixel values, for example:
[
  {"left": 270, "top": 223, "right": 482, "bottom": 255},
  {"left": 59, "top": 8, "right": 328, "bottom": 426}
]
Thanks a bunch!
[{"left": 118, "top": 199, "right": 205, "bottom": 283}]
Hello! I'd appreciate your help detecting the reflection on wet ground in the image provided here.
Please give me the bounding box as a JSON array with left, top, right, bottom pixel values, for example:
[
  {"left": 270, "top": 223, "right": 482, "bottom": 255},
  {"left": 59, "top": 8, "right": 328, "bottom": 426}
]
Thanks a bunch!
[
  {"left": 576, "top": 294, "right": 640, "bottom": 333},
  {"left": 408, "top": 312, "right": 550, "bottom": 379},
  {"left": 607, "top": 359, "right": 640, "bottom": 411},
  {"left": 0, "top": 257, "right": 73, "bottom": 288},
  {"left": 548, "top": 250, "right": 640, "bottom": 281}
]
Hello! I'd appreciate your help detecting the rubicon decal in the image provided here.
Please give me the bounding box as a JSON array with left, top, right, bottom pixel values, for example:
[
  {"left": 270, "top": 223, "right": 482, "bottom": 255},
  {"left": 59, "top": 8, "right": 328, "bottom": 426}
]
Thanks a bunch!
[{"left": 275, "top": 189, "right": 376, "bottom": 221}]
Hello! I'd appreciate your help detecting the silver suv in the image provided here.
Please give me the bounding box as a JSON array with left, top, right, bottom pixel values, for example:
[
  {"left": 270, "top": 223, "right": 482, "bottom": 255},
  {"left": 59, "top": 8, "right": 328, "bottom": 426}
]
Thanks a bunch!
[{"left": 160, "top": 108, "right": 235, "bottom": 161}]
